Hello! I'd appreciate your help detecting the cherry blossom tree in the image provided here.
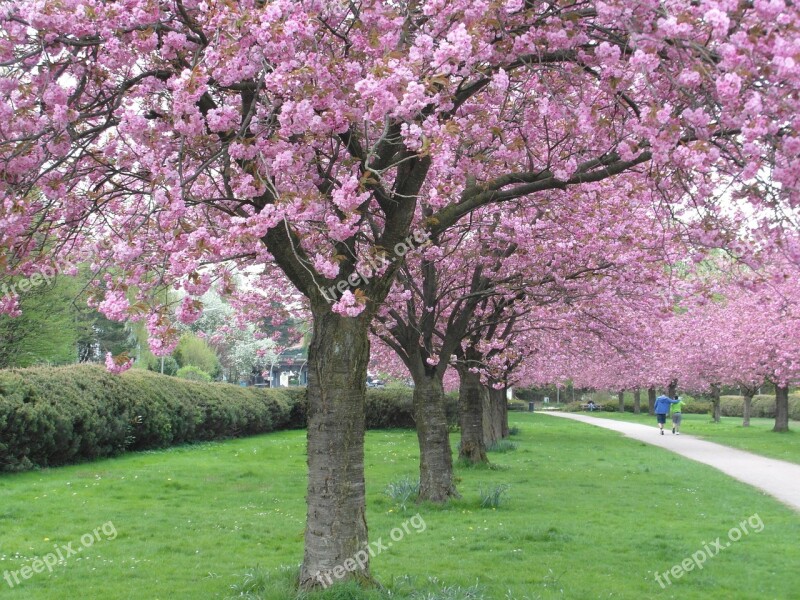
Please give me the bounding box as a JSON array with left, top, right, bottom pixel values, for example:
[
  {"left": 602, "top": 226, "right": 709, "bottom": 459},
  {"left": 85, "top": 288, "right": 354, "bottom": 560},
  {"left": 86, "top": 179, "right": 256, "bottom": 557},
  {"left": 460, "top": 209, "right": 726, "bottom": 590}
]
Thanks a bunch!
[
  {"left": 580, "top": 254, "right": 800, "bottom": 432},
  {"left": 676, "top": 272, "right": 800, "bottom": 432},
  {"left": 373, "top": 176, "right": 679, "bottom": 482},
  {"left": 516, "top": 277, "right": 677, "bottom": 403},
  {"left": 2, "top": 0, "right": 799, "bottom": 588}
]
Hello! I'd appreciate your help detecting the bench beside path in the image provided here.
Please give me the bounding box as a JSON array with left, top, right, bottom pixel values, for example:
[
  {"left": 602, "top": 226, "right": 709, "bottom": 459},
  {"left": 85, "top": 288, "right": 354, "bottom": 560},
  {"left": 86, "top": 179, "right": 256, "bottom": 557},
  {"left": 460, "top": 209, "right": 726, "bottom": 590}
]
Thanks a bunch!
[{"left": 543, "top": 411, "right": 800, "bottom": 512}]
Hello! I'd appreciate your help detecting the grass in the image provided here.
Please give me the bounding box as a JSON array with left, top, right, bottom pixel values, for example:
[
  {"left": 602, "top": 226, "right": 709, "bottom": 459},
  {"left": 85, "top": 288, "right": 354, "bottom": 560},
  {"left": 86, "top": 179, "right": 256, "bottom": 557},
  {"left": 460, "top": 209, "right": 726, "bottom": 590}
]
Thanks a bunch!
[
  {"left": 228, "top": 567, "right": 490, "bottom": 599},
  {"left": 581, "top": 411, "right": 800, "bottom": 464},
  {"left": 0, "top": 414, "right": 797, "bottom": 599}
]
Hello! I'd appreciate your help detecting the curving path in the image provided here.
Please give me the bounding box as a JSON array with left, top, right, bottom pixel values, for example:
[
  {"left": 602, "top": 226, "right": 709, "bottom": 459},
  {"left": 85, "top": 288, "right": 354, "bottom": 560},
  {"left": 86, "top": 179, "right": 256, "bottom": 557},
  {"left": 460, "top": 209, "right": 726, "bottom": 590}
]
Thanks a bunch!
[{"left": 543, "top": 411, "right": 800, "bottom": 512}]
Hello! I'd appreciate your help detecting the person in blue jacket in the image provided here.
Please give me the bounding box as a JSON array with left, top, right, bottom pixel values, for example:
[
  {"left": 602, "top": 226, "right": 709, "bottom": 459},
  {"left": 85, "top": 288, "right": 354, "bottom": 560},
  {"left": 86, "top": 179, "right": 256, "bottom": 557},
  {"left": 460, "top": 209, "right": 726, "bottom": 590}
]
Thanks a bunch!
[{"left": 654, "top": 395, "right": 680, "bottom": 435}]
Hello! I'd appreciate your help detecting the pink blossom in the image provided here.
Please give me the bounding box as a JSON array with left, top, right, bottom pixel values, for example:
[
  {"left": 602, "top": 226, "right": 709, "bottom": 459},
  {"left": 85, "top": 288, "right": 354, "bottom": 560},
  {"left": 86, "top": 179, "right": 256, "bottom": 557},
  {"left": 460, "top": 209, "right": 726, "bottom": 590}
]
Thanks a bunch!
[
  {"left": 716, "top": 74, "right": 742, "bottom": 105},
  {"left": 105, "top": 352, "right": 133, "bottom": 375},
  {"left": 313, "top": 254, "right": 341, "bottom": 279},
  {"left": 0, "top": 293, "right": 21, "bottom": 317},
  {"left": 331, "top": 290, "right": 366, "bottom": 317},
  {"left": 176, "top": 296, "right": 203, "bottom": 324},
  {"left": 98, "top": 290, "right": 130, "bottom": 322},
  {"left": 206, "top": 107, "right": 240, "bottom": 133},
  {"left": 704, "top": 8, "right": 731, "bottom": 38}
]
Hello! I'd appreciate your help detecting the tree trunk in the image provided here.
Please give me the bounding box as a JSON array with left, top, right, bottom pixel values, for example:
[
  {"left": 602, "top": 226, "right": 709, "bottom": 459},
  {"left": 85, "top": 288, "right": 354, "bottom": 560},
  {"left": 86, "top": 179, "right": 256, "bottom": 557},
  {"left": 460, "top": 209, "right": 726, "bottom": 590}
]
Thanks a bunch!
[
  {"left": 633, "top": 388, "right": 641, "bottom": 414},
  {"left": 500, "top": 388, "right": 510, "bottom": 438},
  {"left": 300, "top": 309, "right": 372, "bottom": 588},
  {"left": 711, "top": 383, "right": 721, "bottom": 423},
  {"left": 774, "top": 385, "right": 790, "bottom": 432},
  {"left": 483, "top": 386, "right": 508, "bottom": 447},
  {"left": 482, "top": 385, "right": 494, "bottom": 446},
  {"left": 458, "top": 367, "right": 488, "bottom": 464},
  {"left": 668, "top": 379, "right": 677, "bottom": 399},
  {"left": 648, "top": 387, "right": 656, "bottom": 416},
  {"left": 413, "top": 374, "right": 459, "bottom": 502},
  {"left": 617, "top": 390, "right": 625, "bottom": 413},
  {"left": 742, "top": 390, "right": 753, "bottom": 428}
]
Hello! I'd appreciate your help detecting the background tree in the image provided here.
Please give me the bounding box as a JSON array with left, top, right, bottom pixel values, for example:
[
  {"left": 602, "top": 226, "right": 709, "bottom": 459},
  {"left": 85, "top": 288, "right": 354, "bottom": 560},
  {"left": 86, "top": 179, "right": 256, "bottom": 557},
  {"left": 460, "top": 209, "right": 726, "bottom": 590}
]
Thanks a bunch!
[
  {"left": 174, "top": 333, "right": 222, "bottom": 380},
  {"left": 0, "top": 268, "right": 138, "bottom": 368},
  {"left": 0, "top": 277, "right": 81, "bottom": 367}
]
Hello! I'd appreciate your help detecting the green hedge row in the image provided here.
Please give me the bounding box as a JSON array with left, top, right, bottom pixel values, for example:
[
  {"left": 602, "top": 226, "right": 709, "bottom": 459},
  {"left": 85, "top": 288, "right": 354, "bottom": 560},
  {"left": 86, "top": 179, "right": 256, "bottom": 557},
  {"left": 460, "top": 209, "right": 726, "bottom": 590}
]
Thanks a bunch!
[
  {"left": 0, "top": 366, "right": 448, "bottom": 473},
  {"left": 566, "top": 398, "right": 712, "bottom": 414},
  {"left": 719, "top": 395, "right": 800, "bottom": 420},
  {"left": 564, "top": 393, "right": 799, "bottom": 419},
  {"left": 672, "top": 401, "right": 713, "bottom": 415},
  {"left": 0, "top": 365, "right": 293, "bottom": 472},
  {"left": 283, "top": 386, "right": 458, "bottom": 429}
]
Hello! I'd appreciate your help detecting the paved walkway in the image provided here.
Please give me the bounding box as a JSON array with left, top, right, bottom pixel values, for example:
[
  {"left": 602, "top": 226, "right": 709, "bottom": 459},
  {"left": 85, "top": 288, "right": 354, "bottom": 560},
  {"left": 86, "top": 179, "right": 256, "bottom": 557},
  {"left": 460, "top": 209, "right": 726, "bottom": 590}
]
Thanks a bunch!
[{"left": 543, "top": 411, "right": 800, "bottom": 512}]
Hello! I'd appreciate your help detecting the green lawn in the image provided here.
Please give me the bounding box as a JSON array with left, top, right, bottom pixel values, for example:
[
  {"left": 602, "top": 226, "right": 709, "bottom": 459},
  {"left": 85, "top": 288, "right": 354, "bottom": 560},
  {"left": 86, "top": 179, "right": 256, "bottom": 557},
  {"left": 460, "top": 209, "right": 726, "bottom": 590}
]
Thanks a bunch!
[
  {"left": 580, "top": 410, "right": 800, "bottom": 465},
  {"left": 0, "top": 413, "right": 798, "bottom": 599}
]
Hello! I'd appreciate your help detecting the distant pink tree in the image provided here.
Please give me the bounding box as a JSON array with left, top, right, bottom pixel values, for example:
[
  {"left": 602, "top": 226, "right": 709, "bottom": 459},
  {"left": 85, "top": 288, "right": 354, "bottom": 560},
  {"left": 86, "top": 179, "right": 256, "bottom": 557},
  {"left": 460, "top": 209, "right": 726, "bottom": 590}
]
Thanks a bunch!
[
  {"left": 373, "top": 177, "right": 681, "bottom": 476},
  {"left": 673, "top": 267, "right": 800, "bottom": 431}
]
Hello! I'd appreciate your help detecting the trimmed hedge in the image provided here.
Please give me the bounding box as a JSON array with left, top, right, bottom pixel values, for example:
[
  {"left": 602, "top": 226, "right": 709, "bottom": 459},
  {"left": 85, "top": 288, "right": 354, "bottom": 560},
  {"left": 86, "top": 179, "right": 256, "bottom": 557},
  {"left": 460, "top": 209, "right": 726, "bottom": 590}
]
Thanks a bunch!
[
  {"left": 282, "top": 386, "right": 458, "bottom": 429},
  {"left": 564, "top": 392, "right": 799, "bottom": 420},
  {"left": 566, "top": 397, "right": 712, "bottom": 414},
  {"left": 0, "top": 365, "right": 292, "bottom": 472},
  {"left": 676, "top": 400, "right": 712, "bottom": 415},
  {"left": 0, "top": 366, "right": 453, "bottom": 472},
  {"left": 719, "top": 395, "right": 800, "bottom": 420}
]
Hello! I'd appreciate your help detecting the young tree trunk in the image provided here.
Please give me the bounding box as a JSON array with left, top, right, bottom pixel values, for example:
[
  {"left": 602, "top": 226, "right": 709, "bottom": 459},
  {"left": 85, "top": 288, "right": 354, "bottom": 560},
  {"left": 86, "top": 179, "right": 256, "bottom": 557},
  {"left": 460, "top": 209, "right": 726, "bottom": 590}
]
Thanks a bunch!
[
  {"left": 483, "top": 387, "right": 508, "bottom": 447},
  {"left": 774, "top": 385, "right": 790, "bottom": 432},
  {"left": 648, "top": 387, "right": 656, "bottom": 416},
  {"left": 742, "top": 389, "right": 754, "bottom": 428},
  {"left": 633, "top": 388, "right": 641, "bottom": 414},
  {"left": 617, "top": 390, "right": 625, "bottom": 413},
  {"left": 500, "top": 388, "right": 510, "bottom": 438},
  {"left": 711, "top": 383, "right": 721, "bottom": 423},
  {"left": 300, "top": 308, "right": 372, "bottom": 588},
  {"left": 482, "top": 385, "right": 494, "bottom": 446},
  {"left": 668, "top": 379, "right": 677, "bottom": 399},
  {"left": 458, "top": 367, "right": 488, "bottom": 464},
  {"left": 412, "top": 373, "right": 459, "bottom": 502}
]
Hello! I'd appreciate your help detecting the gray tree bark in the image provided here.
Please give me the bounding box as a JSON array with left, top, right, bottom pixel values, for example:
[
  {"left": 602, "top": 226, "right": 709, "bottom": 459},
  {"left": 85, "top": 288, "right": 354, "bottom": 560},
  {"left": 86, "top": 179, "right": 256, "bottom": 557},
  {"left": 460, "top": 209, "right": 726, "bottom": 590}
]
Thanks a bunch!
[
  {"left": 300, "top": 309, "right": 372, "bottom": 588},
  {"left": 499, "top": 387, "right": 510, "bottom": 438},
  {"left": 711, "top": 383, "right": 721, "bottom": 423},
  {"left": 648, "top": 387, "right": 656, "bottom": 416},
  {"left": 774, "top": 385, "right": 790, "bottom": 432},
  {"left": 483, "top": 386, "right": 508, "bottom": 447},
  {"left": 412, "top": 374, "right": 459, "bottom": 501},
  {"left": 618, "top": 390, "right": 625, "bottom": 413},
  {"left": 741, "top": 385, "right": 757, "bottom": 428},
  {"left": 458, "top": 367, "right": 488, "bottom": 463},
  {"left": 633, "top": 388, "right": 641, "bottom": 414}
]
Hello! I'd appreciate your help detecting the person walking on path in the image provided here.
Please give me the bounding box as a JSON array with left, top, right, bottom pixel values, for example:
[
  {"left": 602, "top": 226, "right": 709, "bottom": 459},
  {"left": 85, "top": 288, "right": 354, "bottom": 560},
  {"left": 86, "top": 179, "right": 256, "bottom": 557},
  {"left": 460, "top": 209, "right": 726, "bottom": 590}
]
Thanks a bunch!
[
  {"left": 654, "top": 394, "right": 680, "bottom": 435},
  {"left": 670, "top": 396, "right": 687, "bottom": 435},
  {"left": 544, "top": 411, "right": 800, "bottom": 512}
]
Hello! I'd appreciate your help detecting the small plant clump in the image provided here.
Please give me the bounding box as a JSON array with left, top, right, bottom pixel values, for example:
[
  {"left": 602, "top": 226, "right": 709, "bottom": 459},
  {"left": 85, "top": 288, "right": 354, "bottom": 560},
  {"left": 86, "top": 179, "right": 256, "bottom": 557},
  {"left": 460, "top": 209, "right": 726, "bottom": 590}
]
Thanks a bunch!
[
  {"left": 385, "top": 475, "right": 421, "bottom": 510},
  {"left": 479, "top": 484, "right": 511, "bottom": 509},
  {"left": 487, "top": 440, "right": 518, "bottom": 453}
]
